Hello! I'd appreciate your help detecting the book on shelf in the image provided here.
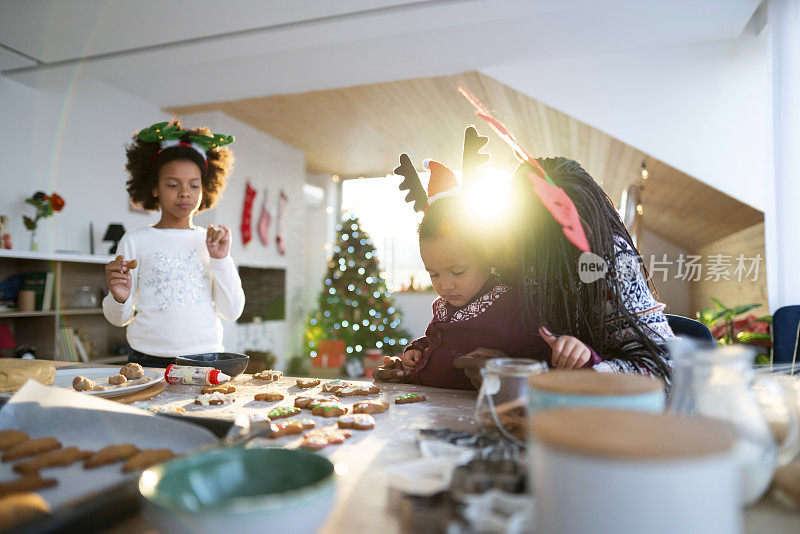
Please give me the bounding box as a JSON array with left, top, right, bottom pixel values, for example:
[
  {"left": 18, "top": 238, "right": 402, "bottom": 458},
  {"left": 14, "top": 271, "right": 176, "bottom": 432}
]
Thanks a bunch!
[
  {"left": 57, "top": 325, "right": 81, "bottom": 362},
  {"left": 72, "top": 331, "right": 89, "bottom": 363},
  {"left": 41, "top": 272, "right": 54, "bottom": 311}
]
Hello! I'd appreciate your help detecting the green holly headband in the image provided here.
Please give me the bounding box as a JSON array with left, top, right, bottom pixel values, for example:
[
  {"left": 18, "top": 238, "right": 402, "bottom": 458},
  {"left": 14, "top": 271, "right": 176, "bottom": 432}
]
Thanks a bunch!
[{"left": 137, "top": 122, "right": 234, "bottom": 162}]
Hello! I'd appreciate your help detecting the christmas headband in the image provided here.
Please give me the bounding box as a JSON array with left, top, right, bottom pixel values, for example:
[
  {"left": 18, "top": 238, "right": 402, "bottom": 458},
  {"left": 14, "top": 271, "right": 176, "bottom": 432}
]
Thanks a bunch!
[
  {"left": 457, "top": 87, "right": 591, "bottom": 253},
  {"left": 394, "top": 126, "right": 490, "bottom": 212},
  {"left": 137, "top": 122, "right": 235, "bottom": 162}
]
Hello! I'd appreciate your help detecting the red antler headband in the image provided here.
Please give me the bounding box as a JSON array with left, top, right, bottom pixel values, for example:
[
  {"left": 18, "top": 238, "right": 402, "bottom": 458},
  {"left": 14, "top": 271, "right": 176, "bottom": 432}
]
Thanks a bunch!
[{"left": 457, "top": 87, "right": 591, "bottom": 253}]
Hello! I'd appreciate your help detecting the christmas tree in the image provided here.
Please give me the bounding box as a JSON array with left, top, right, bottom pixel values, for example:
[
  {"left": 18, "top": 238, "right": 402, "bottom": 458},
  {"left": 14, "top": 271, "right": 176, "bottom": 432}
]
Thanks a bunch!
[{"left": 305, "top": 215, "right": 410, "bottom": 365}]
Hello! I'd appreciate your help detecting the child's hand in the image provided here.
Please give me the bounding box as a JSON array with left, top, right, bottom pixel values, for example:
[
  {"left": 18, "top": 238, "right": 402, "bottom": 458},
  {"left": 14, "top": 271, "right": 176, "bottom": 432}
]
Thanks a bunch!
[
  {"left": 206, "top": 224, "right": 231, "bottom": 259},
  {"left": 453, "top": 349, "right": 507, "bottom": 390},
  {"left": 539, "top": 326, "right": 592, "bottom": 369},
  {"left": 401, "top": 349, "right": 422, "bottom": 371},
  {"left": 372, "top": 356, "right": 410, "bottom": 383},
  {"left": 105, "top": 255, "right": 133, "bottom": 304}
]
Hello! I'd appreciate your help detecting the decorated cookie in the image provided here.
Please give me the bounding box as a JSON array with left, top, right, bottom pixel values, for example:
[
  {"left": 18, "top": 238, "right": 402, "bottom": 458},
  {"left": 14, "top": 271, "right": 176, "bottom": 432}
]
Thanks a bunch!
[
  {"left": 294, "top": 395, "right": 330, "bottom": 409},
  {"left": 335, "top": 384, "right": 381, "bottom": 397},
  {"left": 13, "top": 447, "right": 92, "bottom": 474},
  {"left": 311, "top": 403, "right": 348, "bottom": 417},
  {"left": 337, "top": 414, "right": 376, "bottom": 430},
  {"left": 321, "top": 379, "right": 350, "bottom": 392},
  {"left": 295, "top": 418, "right": 316, "bottom": 429},
  {"left": 121, "top": 449, "right": 176, "bottom": 473},
  {"left": 194, "top": 392, "right": 235, "bottom": 406},
  {"left": 0, "top": 430, "right": 29, "bottom": 451},
  {"left": 296, "top": 378, "right": 321, "bottom": 389},
  {"left": 2, "top": 438, "right": 61, "bottom": 462},
  {"left": 300, "top": 427, "right": 352, "bottom": 450},
  {"left": 120, "top": 363, "right": 144, "bottom": 380},
  {"left": 85, "top": 444, "right": 140, "bottom": 469},
  {"left": 268, "top": 419, "right": 305, "bottom": 438},
  {"left": 108, "top": 374, "right": 127, "bottom": 385},
  {"left": 254, "top": 391, "right": 284, "bottom": 402},
  {"left": 72, "top": 376, "right": 94, "bottom": 392},
  {"left": 352, "top": 400, "right": 390, "bottom": 414},
  {"left": 268, "top": 406, "right": 302, "bottom": 419},
  {"left": 395, "top": 393, "right": 426, "bottom": 404},
  {"left": 253, "top": 370, "right": 282, "bottom": 381},
  {"left": 201, "top": 384, "right": 236, "bottom": 394}
]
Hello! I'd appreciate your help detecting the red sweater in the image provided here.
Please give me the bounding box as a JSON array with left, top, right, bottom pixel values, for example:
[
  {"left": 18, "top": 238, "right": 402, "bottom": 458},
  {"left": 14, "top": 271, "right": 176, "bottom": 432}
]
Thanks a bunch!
[{"left": 405, "top": 281, "right": 543, "bottom": 390}]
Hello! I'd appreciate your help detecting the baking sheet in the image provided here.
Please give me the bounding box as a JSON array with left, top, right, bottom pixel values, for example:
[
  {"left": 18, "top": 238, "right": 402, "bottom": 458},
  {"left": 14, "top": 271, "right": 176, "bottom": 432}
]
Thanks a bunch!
[{"left": 0, "top": 380, "right": 217, "bottom": 510}]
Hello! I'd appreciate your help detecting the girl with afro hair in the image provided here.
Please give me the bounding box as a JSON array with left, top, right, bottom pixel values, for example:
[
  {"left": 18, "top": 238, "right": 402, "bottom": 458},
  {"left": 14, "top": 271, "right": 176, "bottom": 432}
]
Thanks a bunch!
[{"left": 102, "top": 120, "right": 245, "bottom": 367}]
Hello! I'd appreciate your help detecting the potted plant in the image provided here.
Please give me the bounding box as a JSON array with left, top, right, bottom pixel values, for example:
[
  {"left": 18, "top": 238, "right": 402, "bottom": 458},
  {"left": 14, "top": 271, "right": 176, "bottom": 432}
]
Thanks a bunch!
[
  {"left": 697, "top": 298, "right": 772, "bottom": 364},
  {"left": 22, "top": 191, "right": 65, "bottom": 250}
]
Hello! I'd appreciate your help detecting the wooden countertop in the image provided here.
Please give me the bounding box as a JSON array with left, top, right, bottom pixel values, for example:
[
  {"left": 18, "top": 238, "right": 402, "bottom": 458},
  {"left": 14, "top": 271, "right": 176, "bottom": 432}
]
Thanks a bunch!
[{"left": 48, "top": 367, "right": 798, "bottom": 533}]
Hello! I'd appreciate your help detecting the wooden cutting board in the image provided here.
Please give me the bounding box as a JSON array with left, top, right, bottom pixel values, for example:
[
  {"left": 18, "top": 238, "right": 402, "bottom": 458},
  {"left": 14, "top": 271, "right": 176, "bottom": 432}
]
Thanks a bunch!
[{"left": 112, "top": 381, "right": 166, "bottom": 404}]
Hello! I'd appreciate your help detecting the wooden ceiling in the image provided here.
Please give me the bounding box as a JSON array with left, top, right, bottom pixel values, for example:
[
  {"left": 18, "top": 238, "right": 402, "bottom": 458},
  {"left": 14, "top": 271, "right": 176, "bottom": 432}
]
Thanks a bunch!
[{"left": 170, "top": 71, "right": 762, "bottom": 250}]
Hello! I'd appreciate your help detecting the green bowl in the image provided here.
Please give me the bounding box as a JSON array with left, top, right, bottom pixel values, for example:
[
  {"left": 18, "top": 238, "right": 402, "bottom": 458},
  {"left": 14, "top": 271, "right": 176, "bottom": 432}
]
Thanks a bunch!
[{"left": 140, "top": 448, "right": 337, "bottom": 534}]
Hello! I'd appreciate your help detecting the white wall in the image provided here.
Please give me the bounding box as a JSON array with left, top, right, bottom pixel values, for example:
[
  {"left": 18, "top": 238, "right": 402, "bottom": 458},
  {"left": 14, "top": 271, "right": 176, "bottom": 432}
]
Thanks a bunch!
[
  {"left": 0, "top": 76, "right": 167, "bottom": 253},
  {"left": 638, "top": 229, "right": 691, "bottom": 316},
  {"left": 483, "top": 32, "right": 772, "bottom": 212},
  {"left": 180, "top": 111, "right": 306, "bottom": 367}
]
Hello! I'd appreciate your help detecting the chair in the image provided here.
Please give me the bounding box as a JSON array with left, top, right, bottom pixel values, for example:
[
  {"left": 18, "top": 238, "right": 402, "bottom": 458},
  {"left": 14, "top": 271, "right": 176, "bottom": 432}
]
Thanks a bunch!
[
  {"left": 772, "top": 305, "right": 800, "bottom": 365},
  {"left": 666, "top": 314, "right": 714, "bottom": 342}
]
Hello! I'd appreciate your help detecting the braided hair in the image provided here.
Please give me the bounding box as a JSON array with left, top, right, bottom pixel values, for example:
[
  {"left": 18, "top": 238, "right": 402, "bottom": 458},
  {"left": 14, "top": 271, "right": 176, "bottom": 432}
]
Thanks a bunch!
[
  {"left": 505, "top": 157, "right": 669, "bottom": 375},
  {"left": 125, "top": 119, "right": 234, "bottom": 211}
]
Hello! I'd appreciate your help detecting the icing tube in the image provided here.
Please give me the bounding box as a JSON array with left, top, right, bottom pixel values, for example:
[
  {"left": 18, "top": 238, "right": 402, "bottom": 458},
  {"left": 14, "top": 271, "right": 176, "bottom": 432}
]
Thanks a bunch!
[{"left": 165, "top": 364, "right": 231, "bottom": 385}]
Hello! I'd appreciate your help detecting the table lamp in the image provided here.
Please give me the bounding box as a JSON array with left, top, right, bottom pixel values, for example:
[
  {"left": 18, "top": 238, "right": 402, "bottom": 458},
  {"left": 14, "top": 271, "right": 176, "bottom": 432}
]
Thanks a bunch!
[
  {"left": 0, "top": 324, "right": 16, "bottom": 357},
  {"left": 102, "top": 224, "right": 126, "bottom": 254}
]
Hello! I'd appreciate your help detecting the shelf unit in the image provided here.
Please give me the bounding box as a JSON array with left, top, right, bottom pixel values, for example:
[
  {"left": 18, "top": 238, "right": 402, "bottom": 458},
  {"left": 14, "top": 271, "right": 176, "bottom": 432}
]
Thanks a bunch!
[{"left": 0, "top": 250, "right": 124, "bottom": 361}]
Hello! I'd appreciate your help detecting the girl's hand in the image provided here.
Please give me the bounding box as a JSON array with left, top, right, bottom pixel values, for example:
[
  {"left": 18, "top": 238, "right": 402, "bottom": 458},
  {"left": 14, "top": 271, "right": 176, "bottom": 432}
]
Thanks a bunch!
[
  {"left": 206, "top": 224, "right": 231, "bottom": 259},
  {"left": 105, "top": 255, "right": 133, "bottom": 304},
  {"left": 372, "top": 356, "right": 410, "bottom": 383},
  {"left": 401, "top": 349, "right": 422, "bottom": 371},
  {"left": 539, "top": 326, "right": 591, "bottom": 369}
]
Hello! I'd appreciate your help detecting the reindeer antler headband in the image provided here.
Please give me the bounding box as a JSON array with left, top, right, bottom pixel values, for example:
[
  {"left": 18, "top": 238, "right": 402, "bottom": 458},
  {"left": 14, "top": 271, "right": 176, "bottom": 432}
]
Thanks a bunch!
[
  {"left": 394, "top": 126, "right": 490, "bottom": 213},
  {"left": 457, "top": 87, "right": 591, "bottom": 253},
  {"left": 137, "top": 122, "right": 235, "bottom": 163}
]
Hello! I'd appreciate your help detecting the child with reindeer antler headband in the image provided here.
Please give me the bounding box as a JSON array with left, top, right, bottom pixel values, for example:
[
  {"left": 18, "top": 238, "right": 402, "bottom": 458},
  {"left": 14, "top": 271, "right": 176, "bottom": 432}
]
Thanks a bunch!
[
  {"left": 454, "top": 88, "right": 675, "bottom": 387},
  {"left": 102, "top": 120, "right": 245, "bottom": 367},
  {"left": 373, "top": 127, "right": 601, "bottom": 389}
]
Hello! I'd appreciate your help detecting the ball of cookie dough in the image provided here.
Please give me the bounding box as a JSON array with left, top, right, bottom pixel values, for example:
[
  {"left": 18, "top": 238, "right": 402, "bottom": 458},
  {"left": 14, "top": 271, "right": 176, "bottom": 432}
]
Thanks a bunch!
[
  {"left": 108, "top": 374, "right": 127, "bottom": 385},
  {"left": 119, "top": 363, "right": 144, "bottom": 380},
  {"left": 73, "top": 376, "right": 95, "bottom": 392}
]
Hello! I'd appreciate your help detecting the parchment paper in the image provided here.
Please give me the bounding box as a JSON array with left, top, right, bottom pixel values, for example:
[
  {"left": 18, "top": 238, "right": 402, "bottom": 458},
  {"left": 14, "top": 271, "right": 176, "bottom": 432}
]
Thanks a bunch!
[{"left": 0, "top": 380, "right": 217, "bottom": 509}]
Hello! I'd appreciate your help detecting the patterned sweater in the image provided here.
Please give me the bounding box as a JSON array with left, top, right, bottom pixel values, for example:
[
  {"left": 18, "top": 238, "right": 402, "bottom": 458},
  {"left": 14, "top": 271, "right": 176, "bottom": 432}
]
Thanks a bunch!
[
  {"left": 405, "top": 279, "right": 600, "bottom": 390},
  {"left": 592, "top": 236, "right": 676, "bottom": 385}
]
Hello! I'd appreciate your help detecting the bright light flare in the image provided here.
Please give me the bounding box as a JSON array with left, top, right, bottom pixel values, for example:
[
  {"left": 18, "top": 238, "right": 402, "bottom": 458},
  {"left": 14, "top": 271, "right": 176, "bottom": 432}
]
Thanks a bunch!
[{"left": 466, "top": 168, "right": 513, "bottom": 222}]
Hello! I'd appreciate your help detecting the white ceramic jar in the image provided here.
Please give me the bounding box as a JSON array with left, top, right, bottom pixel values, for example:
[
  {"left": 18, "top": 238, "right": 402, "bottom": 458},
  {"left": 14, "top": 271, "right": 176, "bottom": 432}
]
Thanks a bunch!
[{"left": 529, "top": 408, "right": 739, "bottom": 534}]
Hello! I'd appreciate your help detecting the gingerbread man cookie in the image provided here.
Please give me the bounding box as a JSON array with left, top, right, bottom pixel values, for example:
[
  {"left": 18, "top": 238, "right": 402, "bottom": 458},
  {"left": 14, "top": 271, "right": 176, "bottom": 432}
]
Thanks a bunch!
[
  {"left": 311, "top": 403, "right": 348, "bottom": 418},
  {"left": 254, "top": 391, "right": 284, "bottom": 402},
  {"left": 321, "top": 379, "right": 350, "bottom": 392},
  {"left": 352, "top": 400, "right": 390, "bottom": 414},
  {"left": 268, "top": 420, "right": 305, "bottom": 438},
  {"left": 268, "top": 406, "right": 302, "bottom": 419},
  {"left": 201, "top": 384, "right": 236, "bottom": 394},
  {"left": 0, "top": 474, "right": 57, "bottom": 497},
  {"left": 0, "top": 430, "right": 28, "bottom": 451},
  {"left": 13, "top": 447, "right": 92, "bottom": 474},
  {"left": 300, "top": 427, "right": 352, "bottom": 450},
  {"left": 194, "top": 392, "right": 235, "bottom": 406},
  {"left": 335, "top": 384, "right": 380, "bottom": 397},
  {"left": 395, "top": 393, "right": 426, "bottom": 404},
  {"left": 253, "top": 370, "right": 282, "bottom": 381},
  {"left": 84, "top": 444, "right": 140, "bottom": 469},
  {"left": 121, "top": 449, "right": 176, "bottom": 473},
  {"left": 337, "top": 414, "right": 376, "bottom": 430},
  {"left": 2, "top": 438, "right": 61, "bottom": 462},
  {"left": 295, "top": 378, "right": 321, "bottom": 389},
  {"left": 294, "top": 395, "right": 330, "bottom": 409}
]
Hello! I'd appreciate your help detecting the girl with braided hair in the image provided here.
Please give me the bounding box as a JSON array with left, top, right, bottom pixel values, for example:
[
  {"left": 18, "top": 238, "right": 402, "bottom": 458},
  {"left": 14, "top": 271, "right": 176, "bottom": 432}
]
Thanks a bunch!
[
  {"left": 102, "top": 120, "right": 245, "bottom": 367},
  {"left": 499, "top": 156, "right": 675, "bottom": 384}
]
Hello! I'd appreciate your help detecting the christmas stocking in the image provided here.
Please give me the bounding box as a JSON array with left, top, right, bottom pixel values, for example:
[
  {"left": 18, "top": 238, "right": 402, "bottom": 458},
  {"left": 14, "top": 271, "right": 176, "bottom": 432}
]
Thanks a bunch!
[
  {"left": 276, "top": 189, "right": 288, "bottom": 256},
  {"left": 241, "top": 181, "right": 256, "bottom": 246},
  {"left": 257, "top": 190, "right": 272, "bottom": 246}
]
